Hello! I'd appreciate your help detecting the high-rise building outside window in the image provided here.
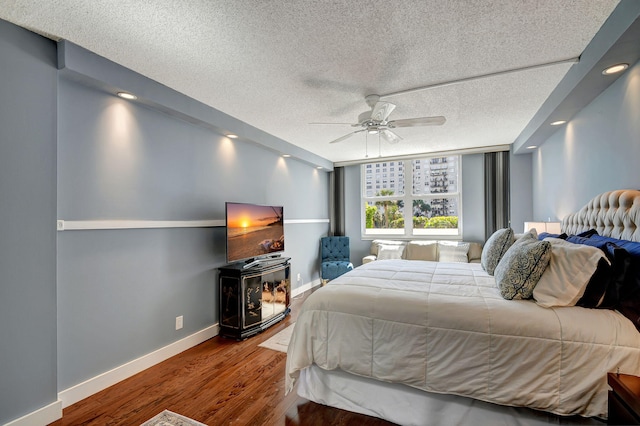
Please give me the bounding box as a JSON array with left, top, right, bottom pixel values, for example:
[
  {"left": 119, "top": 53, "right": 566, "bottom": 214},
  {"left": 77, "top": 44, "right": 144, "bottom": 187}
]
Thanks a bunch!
[{"left": 361, "top": 156, "right": 461, "bottom": 237}]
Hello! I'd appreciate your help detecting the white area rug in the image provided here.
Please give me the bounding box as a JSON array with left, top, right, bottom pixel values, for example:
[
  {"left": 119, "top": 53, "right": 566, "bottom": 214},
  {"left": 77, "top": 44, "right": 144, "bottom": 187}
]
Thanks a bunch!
[
  {"left": 140, "top": 410, "right": 207, "bottom": 426},
  {"left": 258, "top": 323, "right": 295, "bottom": 353}
]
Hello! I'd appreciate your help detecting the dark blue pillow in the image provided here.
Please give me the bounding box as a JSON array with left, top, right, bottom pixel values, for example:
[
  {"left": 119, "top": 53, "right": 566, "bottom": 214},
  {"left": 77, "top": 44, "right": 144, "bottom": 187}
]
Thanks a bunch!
[
  {"left": 587, "top": 235, "right": 640, "bottom": 286},
  {"left": 566, "top": 235, "right": 609, "bottom": 253},
  {"left": 567, "top": 234, "right": 640, "bottom": 331},
  {"left": 600, "top": 244, "right": 634, "bottom": 309},
  {"left": 570, "top": 242, "right": 629, "bottom": 309},
  {"left": 587, "top": 235, "right": 640, "bottom": 260}
]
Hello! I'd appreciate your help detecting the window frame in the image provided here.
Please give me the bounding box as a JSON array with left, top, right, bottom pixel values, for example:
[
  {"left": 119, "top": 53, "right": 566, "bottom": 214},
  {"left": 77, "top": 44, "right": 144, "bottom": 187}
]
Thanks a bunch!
[{"left": 360, "top": 156, "right": 463, "bottom": 240}]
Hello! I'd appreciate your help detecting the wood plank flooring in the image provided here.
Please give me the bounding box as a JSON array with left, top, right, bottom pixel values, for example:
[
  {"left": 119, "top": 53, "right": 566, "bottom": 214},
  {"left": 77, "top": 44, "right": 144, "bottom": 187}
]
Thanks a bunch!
[{"left": 49, "top": 290, "right": 393, "bottom": 426}]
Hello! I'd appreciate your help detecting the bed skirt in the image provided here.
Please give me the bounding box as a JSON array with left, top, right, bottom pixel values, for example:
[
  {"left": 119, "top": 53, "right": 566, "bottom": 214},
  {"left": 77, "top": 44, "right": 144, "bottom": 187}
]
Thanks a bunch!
[{"left": 297, "top": 365, "right": 603, "bottom": 426}]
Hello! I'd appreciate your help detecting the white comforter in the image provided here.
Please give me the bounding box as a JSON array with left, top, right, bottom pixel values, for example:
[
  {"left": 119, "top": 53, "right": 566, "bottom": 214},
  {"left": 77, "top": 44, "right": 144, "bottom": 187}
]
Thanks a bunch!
[{"left": 286, "top": 260, "right": 640, "bottom": 418}]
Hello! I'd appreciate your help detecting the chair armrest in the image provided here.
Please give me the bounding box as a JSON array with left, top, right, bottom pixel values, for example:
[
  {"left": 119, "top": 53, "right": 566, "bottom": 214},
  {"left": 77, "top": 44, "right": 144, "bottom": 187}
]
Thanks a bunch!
[{"left": 363, "top": 255, "right": 377, "bottom": 264}]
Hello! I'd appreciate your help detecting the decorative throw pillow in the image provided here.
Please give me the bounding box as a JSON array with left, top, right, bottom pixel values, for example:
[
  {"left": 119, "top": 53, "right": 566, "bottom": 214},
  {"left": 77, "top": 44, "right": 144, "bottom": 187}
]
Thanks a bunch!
[
  {"left": 481, "top": 228, "right": 514, "bottom": 275},
  {"left": 405, "top": 241, "right": 438, "bottom": 261},
  {"left": 494, "top": 237, "right": 552, "bottom": 300},
  {"left": 377, "top": 244, "right": 405, "bottom": 260},
  {"left": 533, "top": 238, "right": 608, "bottom": 307},
  {"left": 438, "top": 241, "right": 470, "bottom": 263}
]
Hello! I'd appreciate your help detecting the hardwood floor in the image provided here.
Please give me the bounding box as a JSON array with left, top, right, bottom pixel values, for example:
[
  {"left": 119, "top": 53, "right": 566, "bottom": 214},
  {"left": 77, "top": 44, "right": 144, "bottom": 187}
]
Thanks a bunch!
[{"left": 49, "top": 290, "right": 394, "bottom": 426}]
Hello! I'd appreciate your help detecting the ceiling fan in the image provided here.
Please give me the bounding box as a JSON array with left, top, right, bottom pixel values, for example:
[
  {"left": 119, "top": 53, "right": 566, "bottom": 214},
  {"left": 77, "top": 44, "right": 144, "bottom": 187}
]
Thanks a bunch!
[{"left": 313, "top": 94, "right": 446, "bottom": 144}]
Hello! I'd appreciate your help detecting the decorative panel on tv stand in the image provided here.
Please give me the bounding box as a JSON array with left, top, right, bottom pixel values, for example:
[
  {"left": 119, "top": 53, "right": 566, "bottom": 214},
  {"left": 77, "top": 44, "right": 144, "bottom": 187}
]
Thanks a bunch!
[{"left": 218, "top": 257, "right": 291, "bottom": 340}]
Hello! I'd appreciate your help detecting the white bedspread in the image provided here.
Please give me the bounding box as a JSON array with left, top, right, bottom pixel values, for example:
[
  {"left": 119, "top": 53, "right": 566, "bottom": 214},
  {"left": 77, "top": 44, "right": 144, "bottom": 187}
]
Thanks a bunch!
[{"left": 286, "top": 260, "right": 640, "bottom": 418}]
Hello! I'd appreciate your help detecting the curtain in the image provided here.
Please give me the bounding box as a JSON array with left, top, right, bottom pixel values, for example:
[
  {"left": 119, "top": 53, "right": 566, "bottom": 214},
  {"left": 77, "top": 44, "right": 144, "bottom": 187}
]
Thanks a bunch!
[
  {"left": 330, "top": 166, "right": 346, "bottom": 236},
  {"left": 484, "top": 152, "right": 510, "bottom": 239}
]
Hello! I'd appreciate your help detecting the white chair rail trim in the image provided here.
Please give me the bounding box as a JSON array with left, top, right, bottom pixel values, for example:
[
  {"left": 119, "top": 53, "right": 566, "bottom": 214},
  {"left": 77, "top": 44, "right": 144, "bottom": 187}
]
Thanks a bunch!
[{"left": 57, "top": 218, "right": 329, "bottom": 231}]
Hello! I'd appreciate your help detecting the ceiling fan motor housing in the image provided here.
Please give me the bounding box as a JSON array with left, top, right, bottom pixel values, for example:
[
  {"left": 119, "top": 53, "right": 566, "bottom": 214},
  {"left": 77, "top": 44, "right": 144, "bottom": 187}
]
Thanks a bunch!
[{"left": 365, "top": 94, "right": 381, "bottom": 108}]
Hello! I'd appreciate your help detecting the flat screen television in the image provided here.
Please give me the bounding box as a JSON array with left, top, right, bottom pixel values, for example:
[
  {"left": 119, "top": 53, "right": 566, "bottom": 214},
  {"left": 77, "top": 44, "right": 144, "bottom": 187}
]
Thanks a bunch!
[{"left": 225, "top": 202, "right": 284, "bottom": 265}]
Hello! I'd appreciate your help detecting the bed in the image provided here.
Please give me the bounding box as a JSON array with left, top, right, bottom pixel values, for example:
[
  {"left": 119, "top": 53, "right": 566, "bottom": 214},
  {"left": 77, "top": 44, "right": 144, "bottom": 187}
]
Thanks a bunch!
[{"left": 285, "top": 189, "right": 640, "bottom": 425}]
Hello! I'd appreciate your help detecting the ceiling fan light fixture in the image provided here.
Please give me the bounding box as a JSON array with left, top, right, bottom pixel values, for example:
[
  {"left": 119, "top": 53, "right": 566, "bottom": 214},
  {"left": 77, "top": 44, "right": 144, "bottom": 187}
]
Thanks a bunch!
[
  {"left": 602, "top": 63, "right": 628, "bottom": 75},
  {"left": 322, "top": 95, "right": 445, "bottom": 145}
]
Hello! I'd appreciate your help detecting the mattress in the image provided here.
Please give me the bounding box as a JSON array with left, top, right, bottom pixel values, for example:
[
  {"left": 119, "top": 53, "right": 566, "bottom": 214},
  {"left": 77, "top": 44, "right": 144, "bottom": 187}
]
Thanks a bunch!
[{"left": 285, "top": 259, "right": 640, "bottom": 418}]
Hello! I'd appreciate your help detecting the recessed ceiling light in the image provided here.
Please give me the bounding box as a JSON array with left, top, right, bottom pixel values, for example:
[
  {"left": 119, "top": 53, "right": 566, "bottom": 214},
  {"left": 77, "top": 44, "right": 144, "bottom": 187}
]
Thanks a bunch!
[
  {"left": 226, "top": 134, "right": 238, "bottom": 139},
  {"left": 550, "top": 120, "right": 566, "bottom": 126},
  {"left": 526, "top": 145, "right": 537, "bottom": 149},
  {"left": 316, "top": 166, "right": 323, "bottom": 169},
  {"left": 282, "top": 154, "right": 291, "bottom": 158},
  {"left": 117, "top": 92, "right": 137, "bottom": 100},
  {"left": 602, "top": 63, "right": 629, "bottom": 75}
]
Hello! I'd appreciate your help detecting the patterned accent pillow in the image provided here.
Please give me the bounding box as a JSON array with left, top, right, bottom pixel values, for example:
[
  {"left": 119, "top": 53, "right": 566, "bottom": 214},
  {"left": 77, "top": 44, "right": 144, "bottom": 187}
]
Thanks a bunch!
[
  {"left": 481, "top": 228, "right": 514, "bottom": 275},
  {"left": 495, "top": 236, "right": 552, "bottom": 300}
]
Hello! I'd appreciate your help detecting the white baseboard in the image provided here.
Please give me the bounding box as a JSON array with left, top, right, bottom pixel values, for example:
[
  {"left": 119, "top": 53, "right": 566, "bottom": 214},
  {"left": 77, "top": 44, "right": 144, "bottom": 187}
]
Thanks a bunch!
[
  {"left": 13, "top": 283, "right": 317, "bottom": 425},
  {"left": 292, "top": 279, "right": 322, "bottom": 298},
  {"left": 58, "top": 323, "right": 219, "bottom": 409},
  {"left": 4, "top": 399, "right": 62, "bottom": 426}
]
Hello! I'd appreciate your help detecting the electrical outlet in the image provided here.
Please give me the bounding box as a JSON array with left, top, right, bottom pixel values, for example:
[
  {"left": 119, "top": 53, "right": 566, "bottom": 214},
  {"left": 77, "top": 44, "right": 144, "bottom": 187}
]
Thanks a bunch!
[
  {"left": 175, "top": 315, "right": 183, "bottom": 330},
  {"left": 297, "top": 273, "right": 301, "bottom": 282}
]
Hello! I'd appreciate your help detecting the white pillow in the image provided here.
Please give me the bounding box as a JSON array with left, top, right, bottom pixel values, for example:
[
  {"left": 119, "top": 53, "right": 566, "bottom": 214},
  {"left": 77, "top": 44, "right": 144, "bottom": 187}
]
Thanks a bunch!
[
  {"left": 533, "top": 238, "right": 609, "bottom": 308},
  {"left": 377, "top": 244, "right": 405, "bottom": 260},
  {"left": 438, "top": 241, "right": 470, "bottom": 263}
]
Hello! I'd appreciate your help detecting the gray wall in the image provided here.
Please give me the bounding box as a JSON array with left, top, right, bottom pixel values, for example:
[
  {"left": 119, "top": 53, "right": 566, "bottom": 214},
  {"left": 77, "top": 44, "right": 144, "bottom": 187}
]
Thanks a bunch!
[
  {"left": 532, "top": 59, "right": 640, "bottom": 220},
  {"left": 0, "top": 20, "right": 58, "bottom": 424},
  {"left": 57, "top": 75, "right": 329, "bottom": 389}
]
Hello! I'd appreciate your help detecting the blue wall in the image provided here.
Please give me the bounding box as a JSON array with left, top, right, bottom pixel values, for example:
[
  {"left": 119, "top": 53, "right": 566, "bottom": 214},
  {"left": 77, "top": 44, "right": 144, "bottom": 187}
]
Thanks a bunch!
[
  {"left": 0, "top": 20, "right": 58, "bottom": 424},
  {"left": 532, "top": 59, "right": 640, "bottom": 220},
  {"left": 56, "top": 55, "right": 330, "bottom": 391},
  {"left": 0, "top": 18, "right": 330, "bottom": 424}
]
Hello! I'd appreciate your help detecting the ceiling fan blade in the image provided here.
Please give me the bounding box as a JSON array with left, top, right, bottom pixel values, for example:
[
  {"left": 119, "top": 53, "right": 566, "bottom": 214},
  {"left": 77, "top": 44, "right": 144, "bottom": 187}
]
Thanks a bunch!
[
  {"left": 388, "top": 116, "right": 446, "bottom": 127},
  {"left": 380, "top": 129, "right": 402, "bottom": 144},
  {"left": 370, "top": 101, "right": 396, "bottom": 122},
  {"left": 329, "top": 129, "right": 365, "bottom": 144}
]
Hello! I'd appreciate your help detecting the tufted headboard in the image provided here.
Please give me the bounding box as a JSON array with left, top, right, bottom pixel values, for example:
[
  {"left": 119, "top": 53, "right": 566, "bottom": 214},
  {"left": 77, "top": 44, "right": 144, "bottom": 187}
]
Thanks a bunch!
[{"left": 562, "top": 189, "right": 640, "bottom": 242}]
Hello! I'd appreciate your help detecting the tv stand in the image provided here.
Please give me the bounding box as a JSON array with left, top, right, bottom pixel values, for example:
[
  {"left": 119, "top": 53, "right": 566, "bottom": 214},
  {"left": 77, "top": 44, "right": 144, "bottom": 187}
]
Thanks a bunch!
[{"left": 219, "top": 257, "right": 291, "bottom": 339}]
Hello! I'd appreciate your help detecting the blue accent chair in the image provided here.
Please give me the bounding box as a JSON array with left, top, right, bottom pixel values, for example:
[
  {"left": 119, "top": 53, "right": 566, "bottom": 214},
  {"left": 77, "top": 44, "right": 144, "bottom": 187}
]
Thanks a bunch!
[{"left": 320, "top": 236, "right": 354, "bottom": 281}]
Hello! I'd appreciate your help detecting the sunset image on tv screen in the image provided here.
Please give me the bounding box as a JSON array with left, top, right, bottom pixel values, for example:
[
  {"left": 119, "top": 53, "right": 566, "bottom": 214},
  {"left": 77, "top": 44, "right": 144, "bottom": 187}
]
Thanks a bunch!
[{"left": 226, "top": 203, "right": 284, "bottom": 263}]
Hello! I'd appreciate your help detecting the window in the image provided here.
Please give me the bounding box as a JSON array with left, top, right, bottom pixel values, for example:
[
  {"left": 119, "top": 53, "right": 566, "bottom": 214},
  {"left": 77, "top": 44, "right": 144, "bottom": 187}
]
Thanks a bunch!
[{"left": 362, "top": 156, "right": 461, "bottom": 238}]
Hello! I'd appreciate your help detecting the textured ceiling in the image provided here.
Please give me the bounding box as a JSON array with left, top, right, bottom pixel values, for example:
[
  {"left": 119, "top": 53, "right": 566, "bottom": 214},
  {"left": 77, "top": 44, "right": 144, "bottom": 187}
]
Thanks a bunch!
[{"left": 0, "top": 0, "right": 620, "bottom": 163}]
